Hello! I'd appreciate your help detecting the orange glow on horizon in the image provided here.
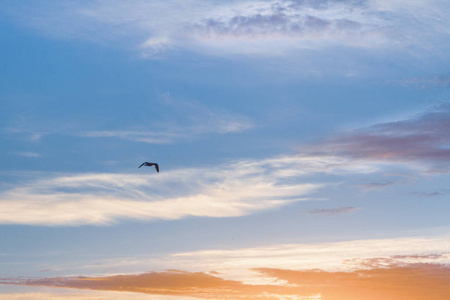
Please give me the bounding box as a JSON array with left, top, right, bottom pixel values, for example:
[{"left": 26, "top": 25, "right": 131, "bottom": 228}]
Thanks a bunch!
[{"left": 3, "top": 263, "right": 449, "bottom": 300}]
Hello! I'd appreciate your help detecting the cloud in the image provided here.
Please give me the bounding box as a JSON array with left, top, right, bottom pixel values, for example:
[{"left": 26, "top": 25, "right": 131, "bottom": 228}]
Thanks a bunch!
[
  {"left": 3, "top": 262, "right": 450, "bottom": 299},
  {"left": 187, "top": 0, "right": 388, "bottom": 52},
  {"left": 0, "top": 141, "right": 399, "bottom": 226},
  {"left": 343, "top": 253, "right": 448, "bottom": 268},
  {"left": 2, "top": 236, "right": 449, "bottom": 299},
  {"left": 355, "top": 180, "right": 396, "bottom": 190},
  {"left": 4, "top": 103, "right": 448, "bottom": 226},
  {"left": 79, "top": 98, "right": 253, "bottom": 144},
  {"left": 4, "top": 0, "right": 449, "bottom": 57},
  {"left": 166, "top": 236, "right": 450, "bottom": 279},
  {"left": 255, "top": 263, "right": 450, "bottom": 300},
  {"left": 79, "top": 130, "right": 183, "bottom": 144},
  {"left": 307, "top": 103, "right": 450, "bottom": 171},
  {"left": 390, "top": 75, "right": 450, "bottom": 89},
  {"left": 307, "top": 206, "right": 358, "bottom": 215},
  {"left": 0, "top": 156, "right": 330, "bottom": 226},
  {"left": 5, "top": 95, "right": 253, "bottom": 144},
  {"left": 14, "top": 152, "right": 41, "bottom": 158},
  {"left": 27, "top": 236, "right": 449, "bottom": 288},
  {"left": 410, "top": 189, "right": 450, "bottom": 197},
  {"left": 4, "top": 126, "right": 49, "bottom": 143}
]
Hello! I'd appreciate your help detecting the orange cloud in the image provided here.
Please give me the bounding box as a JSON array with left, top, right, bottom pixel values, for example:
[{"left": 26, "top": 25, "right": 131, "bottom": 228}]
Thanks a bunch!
[
  {"left": 256, "top": 263, "right": 450, "bottom": 300},
  {"left": 2, "top": 263, "right": 449, "bottom": 300}
]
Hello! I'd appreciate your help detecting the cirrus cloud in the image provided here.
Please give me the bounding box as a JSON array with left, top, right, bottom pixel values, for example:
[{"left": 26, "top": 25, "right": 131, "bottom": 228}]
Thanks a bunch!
[
  {"left": 0, "top": 151, "right": 393, "bottom": 226},
  {"left": 0, "top": 158, "right": 319, "bottom": 226}
]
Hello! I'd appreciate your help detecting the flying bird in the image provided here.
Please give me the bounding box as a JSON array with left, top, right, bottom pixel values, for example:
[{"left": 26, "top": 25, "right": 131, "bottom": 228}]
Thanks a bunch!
[{"left": 138, "top": 162, "right": 159, "bottom": 173}]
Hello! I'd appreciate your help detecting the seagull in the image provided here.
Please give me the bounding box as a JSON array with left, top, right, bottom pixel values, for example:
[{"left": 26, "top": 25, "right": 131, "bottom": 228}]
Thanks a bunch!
[{"left": 138, "top": 162, "right": 159, "bottom": 173}]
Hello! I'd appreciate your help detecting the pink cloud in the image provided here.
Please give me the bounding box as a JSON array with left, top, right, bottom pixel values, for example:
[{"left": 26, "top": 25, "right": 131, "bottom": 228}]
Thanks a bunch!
[{"left": 308, "top": 103, "right": 450, "bottom": 170}]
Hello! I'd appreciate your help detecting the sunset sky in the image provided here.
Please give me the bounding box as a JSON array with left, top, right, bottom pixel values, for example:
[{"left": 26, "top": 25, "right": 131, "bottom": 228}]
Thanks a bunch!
[{"left": 1, "top": 0, "right": 450, "bottom": 299}]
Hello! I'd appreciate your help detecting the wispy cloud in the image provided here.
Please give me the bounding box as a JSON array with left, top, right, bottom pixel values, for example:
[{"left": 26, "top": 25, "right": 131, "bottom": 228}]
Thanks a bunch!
[
  {"left": 410, "top": 189, "right": 450, "bottom": 197},
  {"left": 307, "top": 206, "right": 358, "bottom": 215},
  {"left": 0, "top": 157, "right": 323, "bottom": 226},
  {"left": 79, "top": 97, "right": 253, "bottom": 143},
  {"left": 166, "top": 236, "right": 450, "bottom": 280},
  {"left": 14, "top": 152, "right": 41, "bottom": 158},
  {"left": 0, "top": 151, "right": 393, "bottom": 226},
  {"left": 343, "top": 253, "right": 448, "bottom": 268},
  {"left": 5, "top": 95, "right": 253, "bottom": 144},
  {"left": 36, "top": 235, "right": 449, "bottom": 285},
  {"left": 355, "top": 180, "right": 397, "bottom": 190},
  {"left": 4, "top": 126, "right": 49, "bottom": 142},
  {"left": 4, "top": 103, "right": 448, "bottom": 226},
  {"left": 390, "top": 75, "right": 450, "bottom": 89},
  {"left": 79, "top": 130, "right": 183, "bottom": 144}
]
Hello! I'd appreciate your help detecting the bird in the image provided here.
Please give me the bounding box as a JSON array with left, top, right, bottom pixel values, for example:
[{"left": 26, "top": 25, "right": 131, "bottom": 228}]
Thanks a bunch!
[{"left": 138, "top": 162, "right": 159, "bottom": 173}]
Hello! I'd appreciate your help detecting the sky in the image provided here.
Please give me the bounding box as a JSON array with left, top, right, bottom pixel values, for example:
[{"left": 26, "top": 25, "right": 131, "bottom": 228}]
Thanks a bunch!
[{"left": 0, "top": 0, "right": 449, "bottom": 299}]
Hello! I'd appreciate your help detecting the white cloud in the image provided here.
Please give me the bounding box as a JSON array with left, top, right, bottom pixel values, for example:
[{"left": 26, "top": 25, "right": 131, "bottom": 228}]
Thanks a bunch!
[
  {"left": 0, "top": 152, "right": 391, "bottom": 226},
  {"left": 5, "top": 0, "right": 449, "bottom": 56},
  {"left": 186, "top": 0, "right": 392, "bottom": 55},
  {"left": 14, "top": 152, "right": 41, "bottom": 158},
  {"left": 56, "top": 235, "right": 450, "bottom": 286},
  {"left": 165, "top": 235, "right": 450, "bottom": 284},
  {"left": 0, "top": 157, "right": 319, "bottom": 226}
]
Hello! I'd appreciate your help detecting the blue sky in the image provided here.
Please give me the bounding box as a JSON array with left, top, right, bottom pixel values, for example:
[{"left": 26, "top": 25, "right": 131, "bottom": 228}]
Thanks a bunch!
[{"left": 1, "top": 1, "right": 450, "bottom": 299}]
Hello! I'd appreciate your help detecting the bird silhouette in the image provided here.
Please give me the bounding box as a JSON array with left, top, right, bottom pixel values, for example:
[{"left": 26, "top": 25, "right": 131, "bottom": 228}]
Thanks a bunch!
[{"left": 138, "top": 162, "right": 159, "bottom": 172}]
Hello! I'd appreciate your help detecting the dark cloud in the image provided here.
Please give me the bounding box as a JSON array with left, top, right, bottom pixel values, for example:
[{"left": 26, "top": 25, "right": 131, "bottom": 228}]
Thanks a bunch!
[
  {"left": 344, "top": 253, "right": 446, "bottom": 268},
  {"left": 307, "top": 206, "right": 358, "bottom": 215},
  {"left": 192, "top": 14, "right": 368, "bottom": 38},
  {"left": 356, "top": 180, "right": 397, "bottom": 190},
  {"left": 288, "top": 0, "right": 367, "bottom": 10},
  {"left": 410, "top": 189, "right": 450, "bottom": 197},
  {"left": 309, "top": 104, "right": 450, "bottom": 169},
  {"left": 391, "top": 254, "right": 445, "bottom": 260},
  {"left": 189, "top": 0, "right": 375, "bottom": 40}
]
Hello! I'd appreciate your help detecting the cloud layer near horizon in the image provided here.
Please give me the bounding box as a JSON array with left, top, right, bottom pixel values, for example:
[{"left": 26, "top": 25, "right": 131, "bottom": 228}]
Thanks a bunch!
[
  {"left": 2, "top": 235, "right": 450, "bottom": 299},
  {"left": 3, "top": 262, "right": 450, "bottom": 300}
]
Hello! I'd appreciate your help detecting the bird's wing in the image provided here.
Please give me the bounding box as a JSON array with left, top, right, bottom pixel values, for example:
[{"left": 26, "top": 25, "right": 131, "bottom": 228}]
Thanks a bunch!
[
  {"left": 138, "top": 162, "right": 146, "bottom": 168},
  {"left": 154, "top": 164, "right": 159, "bottom": 173}
]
